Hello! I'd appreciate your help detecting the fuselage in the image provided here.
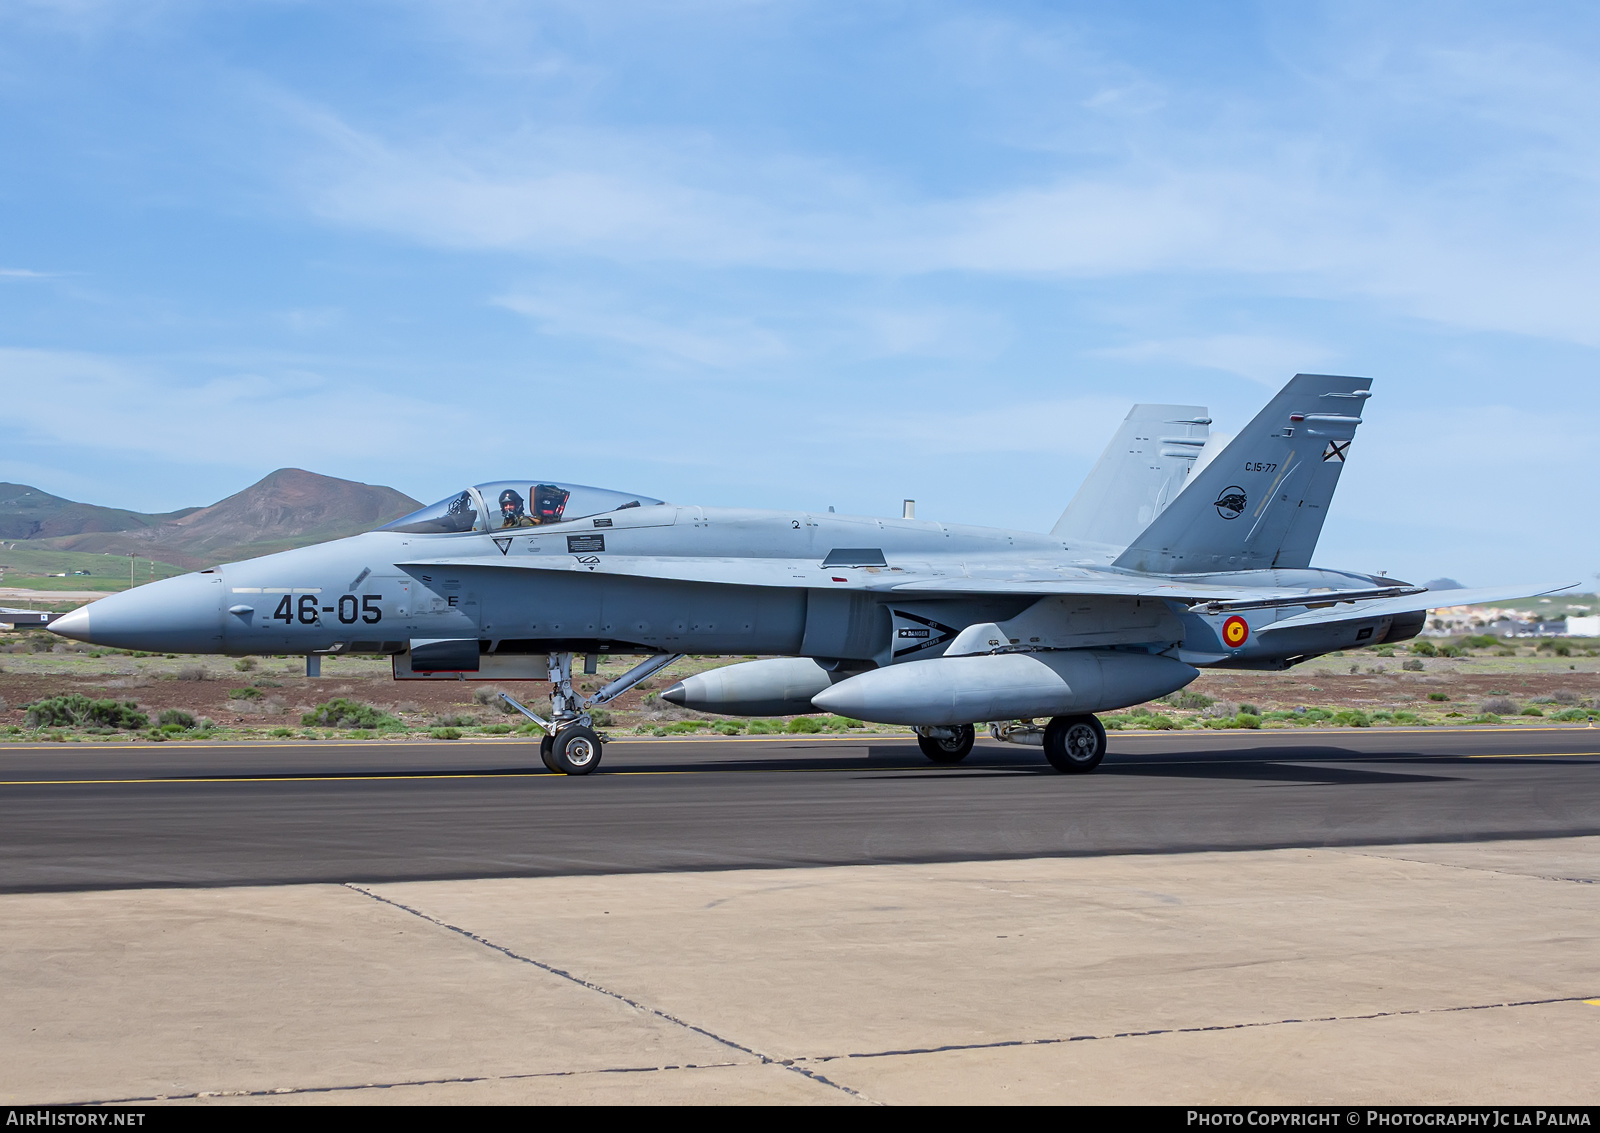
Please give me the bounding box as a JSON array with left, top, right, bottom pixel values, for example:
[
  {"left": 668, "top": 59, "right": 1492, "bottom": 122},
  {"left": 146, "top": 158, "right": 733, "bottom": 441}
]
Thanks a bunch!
[{"left": 50, "top": 503, "right": 1417, "bottom": 670}]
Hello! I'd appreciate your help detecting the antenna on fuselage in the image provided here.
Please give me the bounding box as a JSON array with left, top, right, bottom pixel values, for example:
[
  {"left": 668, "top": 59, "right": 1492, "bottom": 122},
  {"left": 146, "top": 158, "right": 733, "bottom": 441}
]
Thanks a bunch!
[{"left": 903, "top": 500, "right": 915, "bottom": 519}]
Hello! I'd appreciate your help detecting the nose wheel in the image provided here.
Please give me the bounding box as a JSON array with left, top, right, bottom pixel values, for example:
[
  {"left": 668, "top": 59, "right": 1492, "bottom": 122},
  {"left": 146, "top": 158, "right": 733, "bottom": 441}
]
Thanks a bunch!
[{"left": 548, "top": 725, "right": 603, "bottom": 775}]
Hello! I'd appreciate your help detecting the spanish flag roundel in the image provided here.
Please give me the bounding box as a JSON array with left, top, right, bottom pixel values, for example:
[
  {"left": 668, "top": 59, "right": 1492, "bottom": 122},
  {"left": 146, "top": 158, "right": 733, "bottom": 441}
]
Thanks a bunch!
[{"left": 1222, "top": 615, "right": 1249, "bottom": 648}]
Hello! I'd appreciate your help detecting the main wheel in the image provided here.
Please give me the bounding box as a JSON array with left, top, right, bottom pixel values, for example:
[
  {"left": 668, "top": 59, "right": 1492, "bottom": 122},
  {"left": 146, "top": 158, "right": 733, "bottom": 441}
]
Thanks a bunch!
[
  {"left": 1043, "top": 714, "right": 1106, "bottom": 773},
  {"left": 550, "top": 725, "right": 603, "bottom": 776},
  {"left": 539, "top": 733, "right": 560, "bottom": 773},
  {"left": 917, "top": 723, "right": 975, "bottom": 764}
]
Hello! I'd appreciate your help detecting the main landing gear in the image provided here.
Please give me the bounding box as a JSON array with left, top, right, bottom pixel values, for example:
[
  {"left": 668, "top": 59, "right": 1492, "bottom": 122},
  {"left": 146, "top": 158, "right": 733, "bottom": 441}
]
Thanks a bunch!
[
  {"left": 915, "top": 724, "right": 975, "bottom": 764},
  {"left": 1042, "top": 714, "right": 1107, "bottom": 773},
  {"left": 504, "top": 651, "right": 683, "bottom": 776},
  {"left": 972, "top": 714, "right": 1110, "bottom": 773}
]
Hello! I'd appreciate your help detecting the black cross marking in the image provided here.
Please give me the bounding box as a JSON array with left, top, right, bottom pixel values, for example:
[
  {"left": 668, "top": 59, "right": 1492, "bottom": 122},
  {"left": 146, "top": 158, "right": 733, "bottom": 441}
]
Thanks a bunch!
[{"left": 1323, "top": 440, "right": 1350, "bottom": 463}]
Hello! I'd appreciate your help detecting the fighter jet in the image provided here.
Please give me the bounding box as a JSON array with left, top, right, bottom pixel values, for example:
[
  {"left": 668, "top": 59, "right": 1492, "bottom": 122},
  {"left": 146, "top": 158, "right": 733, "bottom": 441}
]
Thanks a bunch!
[{"left": 49, "top": 374, "right": 1571, "bottom": 775}]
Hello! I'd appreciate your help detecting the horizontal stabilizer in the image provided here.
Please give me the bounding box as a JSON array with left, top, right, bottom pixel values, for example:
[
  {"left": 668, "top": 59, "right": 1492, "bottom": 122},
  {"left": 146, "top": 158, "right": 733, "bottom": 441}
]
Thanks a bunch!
[{"left": 1259, "top": 582, "right": 1578, "bottom": 634}]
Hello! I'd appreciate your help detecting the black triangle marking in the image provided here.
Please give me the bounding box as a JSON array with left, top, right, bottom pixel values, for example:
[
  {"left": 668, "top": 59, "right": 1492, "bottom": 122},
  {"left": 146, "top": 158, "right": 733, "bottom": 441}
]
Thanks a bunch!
[{"left": 493, "top": 537, "right": 513, "bottom": 555}]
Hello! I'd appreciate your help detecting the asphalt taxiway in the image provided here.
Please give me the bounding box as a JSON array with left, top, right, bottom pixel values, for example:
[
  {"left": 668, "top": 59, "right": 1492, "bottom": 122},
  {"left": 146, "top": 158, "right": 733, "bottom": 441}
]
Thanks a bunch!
[
  {"left": 3, "top": 728, "right": 1597, "bottom": 1105},
  {"left": 1, "top": 727, "right": 1596, "bottom": 892}
]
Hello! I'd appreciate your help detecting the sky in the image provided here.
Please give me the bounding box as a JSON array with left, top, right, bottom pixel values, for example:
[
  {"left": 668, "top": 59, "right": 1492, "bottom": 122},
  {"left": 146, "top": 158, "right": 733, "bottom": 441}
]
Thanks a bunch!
[{"left": 1, "top": 0, "right": 1596, "bottom": 587}]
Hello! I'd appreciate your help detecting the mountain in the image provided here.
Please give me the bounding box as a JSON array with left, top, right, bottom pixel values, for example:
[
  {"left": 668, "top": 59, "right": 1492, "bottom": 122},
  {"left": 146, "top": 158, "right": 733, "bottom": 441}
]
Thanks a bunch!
[
  {"left": 0, "top": 483, "right": 199, "bottom": 541},
  {"left": 11, "top": 470, "right": 422, "bottom": 570}
]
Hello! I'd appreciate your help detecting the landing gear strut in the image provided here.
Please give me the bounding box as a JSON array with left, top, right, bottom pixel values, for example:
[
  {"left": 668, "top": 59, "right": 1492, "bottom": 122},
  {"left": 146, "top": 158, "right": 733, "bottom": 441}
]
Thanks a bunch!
[
  {"left": 1042, "top": 714, "right": 1106, "bottom": 773},
  {"left": 916, "top": 723, "right": 975, "bottom": 764},
  {"left": 501, "top": 651, "right": 683, "bottom": 776}
]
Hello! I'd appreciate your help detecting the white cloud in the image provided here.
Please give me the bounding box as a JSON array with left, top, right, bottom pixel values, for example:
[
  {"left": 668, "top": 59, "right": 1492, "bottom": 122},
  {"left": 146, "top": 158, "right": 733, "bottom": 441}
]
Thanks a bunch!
[
  {"left": 494, "top": 290, "right": 789, "bottom": 369},
  {"left": 0, "top": 347, "right": 474, "bottom": 469},
  {"left": 1092, "top": 335, "right": 1337, "bottom": 387},
  {"left": 252, "top": 11, "right": 1600, "bottom": 353}
]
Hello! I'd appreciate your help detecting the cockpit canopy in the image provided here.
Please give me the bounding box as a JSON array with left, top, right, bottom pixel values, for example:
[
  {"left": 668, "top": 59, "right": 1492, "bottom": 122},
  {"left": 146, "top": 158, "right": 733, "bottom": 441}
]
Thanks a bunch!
[{"left": 379, "top": 481, "right": 664, "bottom": 535}]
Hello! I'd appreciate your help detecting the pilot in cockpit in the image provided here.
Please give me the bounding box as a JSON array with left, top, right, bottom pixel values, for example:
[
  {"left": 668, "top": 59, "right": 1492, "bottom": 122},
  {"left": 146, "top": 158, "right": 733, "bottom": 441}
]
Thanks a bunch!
[{"left": 498, "top": 488, "right": 540, "bottom": 528}]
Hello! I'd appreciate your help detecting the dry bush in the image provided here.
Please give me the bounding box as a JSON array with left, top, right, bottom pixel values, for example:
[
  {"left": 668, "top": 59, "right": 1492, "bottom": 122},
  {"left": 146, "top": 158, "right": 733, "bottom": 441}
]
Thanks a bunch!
[
  {"left": 1551, "top": 689, "right": 1579, "bottom": 705},
  {"left": 176, "top": 666, "right": 209, "bottom": 681},
  {"left": 1481, "top": 696, "right": 1518, "bottom": 716}
]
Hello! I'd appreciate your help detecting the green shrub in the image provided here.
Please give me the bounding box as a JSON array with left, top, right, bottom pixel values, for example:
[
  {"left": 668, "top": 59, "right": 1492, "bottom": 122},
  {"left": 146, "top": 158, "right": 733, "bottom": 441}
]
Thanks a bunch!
[
  {"left": 269, "top": 727, "right": 293, "bottom": 737},
  {"left": 1142, "top": 715, "right": 1181, "bottom": 730},
  {"left": 480, "top": 724, "right": 512, "bottom": 735},
  {"left": 1234, "top": 713, "right": 1261, "bottom": 729},
  {"left": 1166, "top": 690, "right": 1214, "bottom": 710},
  {"left": 348, "top": 729, "right": 374, "bottom": 739},
  {"left": 234, "top": 658, "right": 257, "bottom": 672},
  {"left": 302, "top": 698, "right": 400, "bottom": 729},
  {"left": 787, "top": 717, "right": 823, "bottom": 734},
  {"left": 1463, "top": 635, "right": 1499, "bottom": 650},
  {"left": 1373, "top": 646, "right": 1395, "bottom": 657},
  {"left": 713, "top": 721, "right": 744, "bottom": 735},
  {"left": 1239, "top": 703, "right": 1260, "bottom": 715},
  {"left": 1410, "top": 641, "right": 1437, "bottom": 657},
  {"left": 430, "top": 727, "right": 462, "bottom": 740},
  {"left": 746, "top": 720, "right": 782, "bottom": 734},
  {"left": 1402, "top": 659, "right": 1424, "bottom": 671},
  {"left": 1496, "top": 648, "right": 1517, "bottom": 656},
  {"left": 1553, "top": 644, "right": 1571, "bottom": 657},
  {"left": 25, "top": 695, "right": 148, "bottom": 731},
  {"left": 1427, "top": 692, "right": 1450, "bottom": 701},
  {"left": 157, "top": 708, "right": 195, "bottom": 729},
  {"left": 228, "top": 686, "right": 263, "bottom": 700},
  {"left": 432, "top": 713, "right": 479, "bottom": 729},
  {"left": 590, "top": 709, "right": 615, "bottom": 727},
  {"left": 1553, "top": 707, "right": 1593, "bottom": 722},
  {"left": 1437, "top": 645, "right": 1463, "bottom": 658},
  {"left": 1332, "top": 709, "right": 1371, "bottom": 727},
  {"left": 1520, "top": 706, "right": 1544, "bottom": 716}
]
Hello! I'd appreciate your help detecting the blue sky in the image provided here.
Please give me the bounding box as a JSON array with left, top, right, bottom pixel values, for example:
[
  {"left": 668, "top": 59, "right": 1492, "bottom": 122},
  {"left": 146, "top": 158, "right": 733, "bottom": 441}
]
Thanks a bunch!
[{"left": 2, "top": 1, "right": 1596, "bottom": 586}]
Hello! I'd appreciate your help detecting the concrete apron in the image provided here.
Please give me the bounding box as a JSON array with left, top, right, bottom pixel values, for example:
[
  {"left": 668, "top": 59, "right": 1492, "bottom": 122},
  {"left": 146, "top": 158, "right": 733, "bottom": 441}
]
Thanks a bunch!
[{"left": 2, "top": 838, "right": 1597, "bottom": 1106}]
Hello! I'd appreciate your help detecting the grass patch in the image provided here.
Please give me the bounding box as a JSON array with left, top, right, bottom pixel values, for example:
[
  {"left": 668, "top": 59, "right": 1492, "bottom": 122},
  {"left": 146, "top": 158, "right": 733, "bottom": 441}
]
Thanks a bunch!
[
  {"left": 25, "top": 694, "right": 148, "bottom": 731},
  {"left": 302, "top": 698, "right": 402, "bottom": 730}
]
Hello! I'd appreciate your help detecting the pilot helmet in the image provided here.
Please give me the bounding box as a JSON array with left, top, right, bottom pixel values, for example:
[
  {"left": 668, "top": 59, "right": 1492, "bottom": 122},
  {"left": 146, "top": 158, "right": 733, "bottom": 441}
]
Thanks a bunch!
[{"left": 498, "top": 488, "right": 525, "bottom": 517}]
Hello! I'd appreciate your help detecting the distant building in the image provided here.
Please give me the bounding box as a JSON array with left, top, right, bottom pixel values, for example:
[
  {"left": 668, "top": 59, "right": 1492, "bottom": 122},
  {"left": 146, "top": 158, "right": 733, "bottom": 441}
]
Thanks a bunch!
[{"left": 1568, "top": 615, "right": 1600, "bottom": 637}]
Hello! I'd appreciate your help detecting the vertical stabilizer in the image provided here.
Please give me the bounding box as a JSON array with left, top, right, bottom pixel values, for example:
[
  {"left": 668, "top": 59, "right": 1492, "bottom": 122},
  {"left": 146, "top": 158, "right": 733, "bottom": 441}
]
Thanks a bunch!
[
  {"left": 1113, "top": 374, "right": 1370, "bottom": 574},
  {"left": 1052, "top": 404, "right": 1209, "bottom": 549}
]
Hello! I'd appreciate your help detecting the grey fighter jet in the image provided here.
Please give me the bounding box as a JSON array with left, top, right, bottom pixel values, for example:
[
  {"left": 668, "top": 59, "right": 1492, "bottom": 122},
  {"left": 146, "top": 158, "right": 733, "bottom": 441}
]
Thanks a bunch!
[{"left": 49, "top": 374, "right": 1571, "bottom": 775}]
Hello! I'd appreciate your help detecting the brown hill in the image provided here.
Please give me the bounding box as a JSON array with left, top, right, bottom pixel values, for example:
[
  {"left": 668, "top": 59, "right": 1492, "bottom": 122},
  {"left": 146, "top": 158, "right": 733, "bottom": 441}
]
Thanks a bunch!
[
  {"left": 0, "top": 482, "right": 199, "bottom": 541},
  {"left": 28, "top": 469, "right": 422, "bottom": 570}
]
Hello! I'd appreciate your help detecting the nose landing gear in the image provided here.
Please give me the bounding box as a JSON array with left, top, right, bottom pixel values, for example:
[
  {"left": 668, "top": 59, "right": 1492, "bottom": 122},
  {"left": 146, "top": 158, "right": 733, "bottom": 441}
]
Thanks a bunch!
[{"left": 502, "top": 651, "right": 683, "bottom": 776}]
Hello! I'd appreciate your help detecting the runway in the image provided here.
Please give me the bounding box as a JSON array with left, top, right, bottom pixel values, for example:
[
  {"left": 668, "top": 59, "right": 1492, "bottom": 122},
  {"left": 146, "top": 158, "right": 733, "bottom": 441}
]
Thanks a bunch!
[{"left": 2, "top": 727, "right": 1596, "bottom": 892}]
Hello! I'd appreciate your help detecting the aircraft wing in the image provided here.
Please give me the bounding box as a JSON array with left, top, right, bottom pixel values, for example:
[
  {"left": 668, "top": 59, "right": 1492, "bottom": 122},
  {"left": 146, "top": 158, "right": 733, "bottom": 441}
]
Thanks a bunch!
[
  {"left": 1257, "top": 582, "right": 1578, "bottom": 634},
  {"left": 399, "top": 552, "right": 1426, "bottom": 609}
]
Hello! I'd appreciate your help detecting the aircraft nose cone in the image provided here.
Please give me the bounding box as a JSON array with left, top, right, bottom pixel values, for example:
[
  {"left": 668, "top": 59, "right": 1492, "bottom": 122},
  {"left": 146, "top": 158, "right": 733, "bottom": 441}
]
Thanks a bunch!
[
  {"left": 48, "top": 572, "right": 225, "bottom": 652},
  {"left": 47, "top": 605, "right": 92, "bottom": 642},
  {"left": 659, "top": 682, "right": 688, "bottom": 706}
]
